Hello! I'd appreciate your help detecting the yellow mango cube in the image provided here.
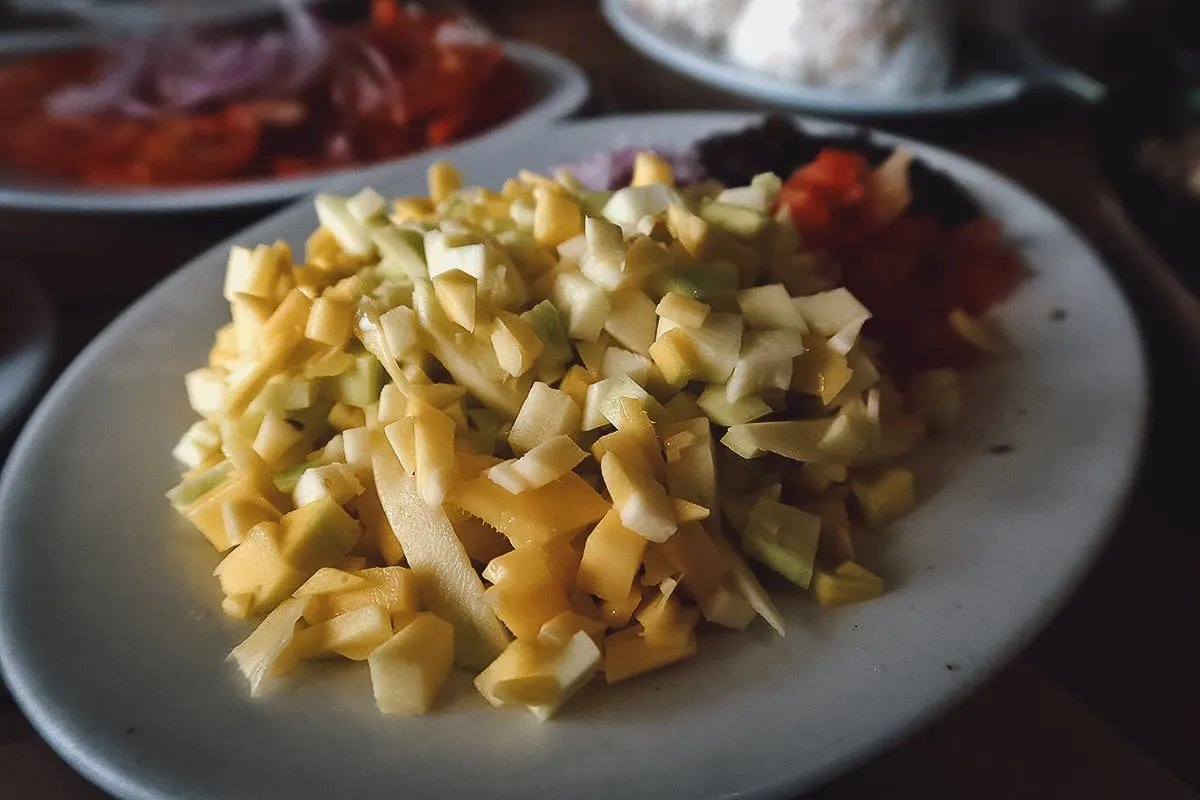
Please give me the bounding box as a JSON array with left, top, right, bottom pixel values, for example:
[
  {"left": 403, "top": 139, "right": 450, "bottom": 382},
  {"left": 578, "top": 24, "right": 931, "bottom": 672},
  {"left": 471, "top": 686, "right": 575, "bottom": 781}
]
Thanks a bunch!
[
  {"left": 279, "top": 496, "right": 361, "bottom": 574},
  {"left": 557, "top": 365, "right": 597, "bottom": 409},
  {"left": 599, "top": 452, "right": 677, "bottom": 543},
  {"left": 433, "top": 272, "right": 477, "bottom": 332},
  {"left": 305, "top": 295, "right": 353, "bottom": 348},
  {"left": 851, "top": 468, "right": 916, "bottom": 527},
  {"left": 293, "top": 567, "right": 372, "bottom": 596},
  {"left": 637, "top": 586, "right": 701, "bottom": 648},
  {"left": 214, "top": 522, "right": 307, "bottom": 617},
  {"left": 410, "top": 399, "right": 457, "bottom": 506},
  {"left": 648, "top": 328, "right": 698, "bottom": 387},
  {"left": 537, "top": 610, "right": 608, "bottom": 648},
  {"left": 482, "top": 545, "right": 571, "bottom": 639},
  {"left": 449, "top": 471, "right": 610, "bottom": 546},
  {"left": 427, "top": 161, "right": 461, "bottom": 204},
  {"left": 292, "top": 603, "right": 394, "bottom": 661},
  {"left": 811, "top": 563, "right": 885, "bottom": 607},
  {"left": 303, "top": 566, "right": 420, "bottom": 624},
  {"left": 186, "top": 475, "right": 280, "bottom": 552},
  {"left": 228, "top": 596, "right": 311, "bottom": 696},
  {"left": 575, "top": 510, "right": 647, "bottom": 602},
  {"left": 475, "top": 630, "right": 600, "bottom": 720},
  {"left": 533, "top": 186, "right": 583, "bottom": 247},
  {"left": 367, "top": 613, "right": 456, "bottom": 715},
  {"left": 658, "top": 522, "right": 729, "bottom": 605},
  {"left": 655, "top": 292, "right": 710, "bottom": 328},
  {"left": 603, "top": 625, "right": 697, "bottom": 684},
  {"left": 490, "top": 310, "right": 545, "bottom": 378},
  {"left": 631, "top": 151, "right": 675, "bottom": 187},
  {"left": 598, "top": 583, "right": 643, "bottom": 627}
]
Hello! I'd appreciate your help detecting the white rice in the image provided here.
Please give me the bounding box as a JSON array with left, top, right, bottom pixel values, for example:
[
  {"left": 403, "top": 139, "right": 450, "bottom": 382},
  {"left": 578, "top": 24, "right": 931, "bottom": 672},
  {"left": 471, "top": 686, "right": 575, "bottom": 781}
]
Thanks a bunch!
[
  {"left": 626, "top": 0, "right": 749, "bottom": 48},
  {"left": 724, "top": 0, "right": 954, "bottom": 95}
]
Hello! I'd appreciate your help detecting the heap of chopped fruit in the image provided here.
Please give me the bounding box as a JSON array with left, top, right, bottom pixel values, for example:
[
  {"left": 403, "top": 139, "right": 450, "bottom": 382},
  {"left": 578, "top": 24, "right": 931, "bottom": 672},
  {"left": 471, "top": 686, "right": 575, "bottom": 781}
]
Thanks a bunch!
[{"left": 169, "top": 150, "right": 1010, "bottom": 719}]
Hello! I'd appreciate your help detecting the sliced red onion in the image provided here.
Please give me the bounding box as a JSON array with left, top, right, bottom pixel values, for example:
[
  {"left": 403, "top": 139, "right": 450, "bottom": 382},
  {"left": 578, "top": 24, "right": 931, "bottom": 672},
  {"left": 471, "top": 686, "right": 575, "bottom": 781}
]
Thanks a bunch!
[{"left": 45, "top": 40, "right": 151, "bottom": 117}]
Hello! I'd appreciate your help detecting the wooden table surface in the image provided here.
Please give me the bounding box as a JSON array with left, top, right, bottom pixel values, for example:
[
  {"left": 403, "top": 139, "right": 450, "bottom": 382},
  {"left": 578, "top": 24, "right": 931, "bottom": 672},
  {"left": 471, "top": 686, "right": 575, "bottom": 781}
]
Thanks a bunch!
[{"left": 1, "top": 2, "right": 1199, "bottom": 798}]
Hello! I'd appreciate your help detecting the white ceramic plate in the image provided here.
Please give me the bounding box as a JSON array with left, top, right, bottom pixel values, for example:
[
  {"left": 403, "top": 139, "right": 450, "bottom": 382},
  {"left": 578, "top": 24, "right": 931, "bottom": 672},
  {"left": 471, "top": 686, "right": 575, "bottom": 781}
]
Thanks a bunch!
[
  {"left": 0, "top": 42, "right": 589, "bottom": 214},
  {"left": 0, "top": 113, "right": 1146, "bottom": 800},
  {"left": 0, "top": 267, "right": 56, "bottom": 434},
  {"left": 602, "top": 0, "right": 1029, "bottom": 116}
]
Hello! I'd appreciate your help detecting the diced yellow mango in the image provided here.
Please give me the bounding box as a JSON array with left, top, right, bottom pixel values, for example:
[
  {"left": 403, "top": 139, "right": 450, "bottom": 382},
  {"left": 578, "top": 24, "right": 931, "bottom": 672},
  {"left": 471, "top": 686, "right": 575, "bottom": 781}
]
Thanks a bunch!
[
  {"left": 409, "top": 399, "right": 456, "bottom": 506},
  {"left": 791, "top": 340, "right": 854, "bottom": 405},
  {"left": 293, "top": 567, "right": 372, "bottom": 596},
  {"left": 223, "top": 290, "right": 313, "bottom": 418},
  {"left": 648, "top": 328, "right": 698, "bottom": 387},
  {"left": 427, "top": 161, "right": 462, "bottom": 204},
  {"left": 214, "top": 522, "right": 307, "bottom": 617},
  {"left": 537, "top": 610, "right": 608, "bottom": 648},
  {"left": 658, "top": 522, "right": 729, "bottom": 604},
  {"left": 598, "top": 583, "right": 643, "bottom": 627},
  {"left": 656, "top": 291, "right": 710, "bottom": 329},
  {"left": 851, "top": 468, "right": 915, "bottom": 527},
  {"left": 671, "top": 498, "right": 709, "bottom": 523},
  {"left": 508, "top": 382, "right": 582, "bottom": 454},
  {"left": 433, "top": 272, "right": 477, "bottom": 332},
  {"left": 368, "top": 613, "right": 456, "bottom": 715},
  {"left": 483, "top": 545, "right": 571, "bottom": 639},
  {"left": 499, "top": 434, "right": 587, "bottom": 493},
  {"left": 631, "top": 151, "right": 675, "bottom": 187},
  {"left": 186, "top": 475, "right": 280, "bottom": 552},
  {"left": 252, "top": 413, "right": 303, "bottom": 468},
  {"left": 446, "top": 506, "right": 512, "bottom": 564},
  {"left": 228, "top": 596, "right": 311, "bottom": 697},
  {"left": 391, "top": 196, "right": 436, "bottom": 223},
  {"left": 699, "top": 578, "right": 758, "bottom": 630},
  {"left": 637, "top": 586, "right": 701, "bottom": 648},
  {"left": 599, "top": 452, "right": 677, "bottom": 543},
  {"left": 372, "top": 436, "right": 511, "bottom": 669},
  {"left": 303, "top": 566, "right": 420, "bottom": 625},
  {"left": 292, "top": 604, "right": 394, "bottom": 661},
  {"left": 305, "top": 295, "right": 353, "bottom": 348},
  {"left": 811, "top": 564, "right": 885, "bottom": 607},
  {"left": 603, "top": 625, "right": 697, "bottom": 683},
  {"left": 575, "top": 510, "right": 648, "bottom": 602},
  {"left": 327, "top": 402, "right": 366, "bottom": 432},
  {"left": 278, "top": 496, "right": 361, "bottom": 574},
  {"left": 450, "top": 471, "right": 610, "bottom": 546},
  {"left": 491, "top": 310, "right": 545, "bottom": 378},
  {"left": 533, "top": 185, "right": 583, "bottom": 247},
  {"left": 475, "top": 630, "right": 601, "bottom": 720},
  {"left": 557, "top": 365, "right": 597, "bottom": 409},
  {"left": 611, "top": 396, "right": 666, "bottom": 482},
  {"left": 640, "top": 545, "right": 678, "bottom": 587},
  {"left": 219, "top": 497, "right": 279, "bottom": 548}
]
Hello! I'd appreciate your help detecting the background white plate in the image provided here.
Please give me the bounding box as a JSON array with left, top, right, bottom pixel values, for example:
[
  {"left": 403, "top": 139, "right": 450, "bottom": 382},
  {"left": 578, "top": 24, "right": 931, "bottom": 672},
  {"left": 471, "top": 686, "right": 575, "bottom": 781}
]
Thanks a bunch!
[
  {"left": 602, "top": 0, "right": 1029, "bottom": 117},
  {"left": 0, "top": 113, "right": 1147, "bottom": 800},
  {"left": 0, "top": 42, "right": 589, "bottom": 214}
]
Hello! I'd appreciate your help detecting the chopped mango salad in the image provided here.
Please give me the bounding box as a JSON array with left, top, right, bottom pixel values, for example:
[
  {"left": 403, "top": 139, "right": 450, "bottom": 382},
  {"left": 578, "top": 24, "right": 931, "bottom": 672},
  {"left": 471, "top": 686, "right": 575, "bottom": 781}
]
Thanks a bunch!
[{"left": 169, "top": 150, "right": 1013, "bottom": 719}]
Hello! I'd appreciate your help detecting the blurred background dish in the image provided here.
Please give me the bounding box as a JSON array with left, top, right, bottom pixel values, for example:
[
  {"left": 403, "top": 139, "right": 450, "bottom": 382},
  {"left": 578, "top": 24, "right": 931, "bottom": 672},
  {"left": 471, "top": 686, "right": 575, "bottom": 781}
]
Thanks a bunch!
[
  {"left": 0, "top": 1, "right": 589, "bottom": 212},
  {"left": 0, "top": 266, "right": 55, "bottom": 435},
  {"left": 602, "top": 0, "right": 1116, "bottom": 116}
]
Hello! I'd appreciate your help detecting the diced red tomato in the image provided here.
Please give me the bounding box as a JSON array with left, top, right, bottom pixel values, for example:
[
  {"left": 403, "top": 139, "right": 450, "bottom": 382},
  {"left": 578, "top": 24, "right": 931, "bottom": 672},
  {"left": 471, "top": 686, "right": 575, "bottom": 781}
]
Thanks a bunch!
[{"left": 776, "top": 148, "right": 1025, "bottom": 374}]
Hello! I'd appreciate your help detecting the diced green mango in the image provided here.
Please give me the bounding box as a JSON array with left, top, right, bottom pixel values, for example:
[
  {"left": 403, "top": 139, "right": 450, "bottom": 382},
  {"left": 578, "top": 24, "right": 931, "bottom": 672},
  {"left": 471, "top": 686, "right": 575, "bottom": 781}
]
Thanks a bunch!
[
  {"left": 332, "top": 354, "right": 385, "bottom": 408},
  {"left": 167, "top": 460, "right": 236, "bottom": 509},
  {"left": 699, "top": 201, "right": 768, "bottom": 239}
]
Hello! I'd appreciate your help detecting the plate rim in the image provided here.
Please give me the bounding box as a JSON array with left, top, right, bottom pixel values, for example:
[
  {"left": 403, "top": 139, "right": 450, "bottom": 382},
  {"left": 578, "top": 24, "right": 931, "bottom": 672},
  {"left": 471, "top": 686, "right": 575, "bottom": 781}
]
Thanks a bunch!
[
  {"left": 0, "top": 111, "right": 1150, "bottom": 800},
  {"left": 601, "top": 0, "right": 1029, "bottom": 116},
  {"left": 0, "top": 41, "right": 590, "bottom": 214}
]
